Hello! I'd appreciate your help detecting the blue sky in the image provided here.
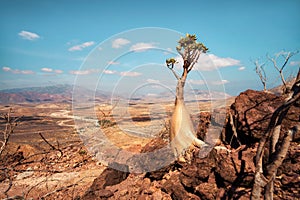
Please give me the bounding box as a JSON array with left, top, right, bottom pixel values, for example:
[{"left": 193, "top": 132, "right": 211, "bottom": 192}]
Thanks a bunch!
[{"left": 0, "top": 0, "right": 300, "bottom": 95}]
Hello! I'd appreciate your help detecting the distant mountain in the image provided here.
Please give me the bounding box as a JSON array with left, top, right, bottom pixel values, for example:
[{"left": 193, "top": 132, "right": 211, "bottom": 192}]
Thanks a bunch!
[
  {"left": 186, "top": 89, "right": 231, "bottom": 101},
  {"left": 0, "top": 84, "right": 109, "bottom": 104},
  {"left": 130, "top": 89, "right": 231, "bottom": 103},
  {"left": 0, "top": 84, "right": 232, "bottom": 104}
]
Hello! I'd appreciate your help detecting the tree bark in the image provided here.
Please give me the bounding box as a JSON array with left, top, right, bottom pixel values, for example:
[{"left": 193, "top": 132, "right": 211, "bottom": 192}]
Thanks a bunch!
[
  {"left": 175, "top": 67, "right": 188, "bottom": 105},
  {"left": 170, "top": 63, "right": 205, "bottom": 161},
  {"left": 251, "top": 69, "right": 300, "bottom": 200}
]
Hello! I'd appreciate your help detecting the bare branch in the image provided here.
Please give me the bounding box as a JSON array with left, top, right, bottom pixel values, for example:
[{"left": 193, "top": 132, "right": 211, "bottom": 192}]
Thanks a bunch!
[
  {"left": 39, "top": 132, "right": 63, "bottom": 158},
  {"left": 188, "top": 51, "right": 200, "bottom": 73},
  {"left": 107, "top": 98, "right": 120, "bottom": 117},
  {"left": 267, "top": 50, "right": 299, "bottom": 91},
  {"left": 266, "top": 128, "right": 293, "bottom": 181},
  {"left": 267, "top": 54, "right": 280, "bottom": 72},
  {"left": 228, "top": 113, "right": 241, "bottom": 146},
  {"left": 170, "top": 68, "right": 180, "bottom": 80},
  {"left": 0, "top": 108, "right": 21, "bottom": 156},
  {"left": 254, "top": 59, "right": 267, "bottom": 91},
  {"left": 97, "top": 99, "right": 119, "bottom": 119},
  {"left": 97, "top": 107, "right": 108, "bottom": 118},
  {"left": 251, "top": 69, "right": 300, "bottom": 199}
]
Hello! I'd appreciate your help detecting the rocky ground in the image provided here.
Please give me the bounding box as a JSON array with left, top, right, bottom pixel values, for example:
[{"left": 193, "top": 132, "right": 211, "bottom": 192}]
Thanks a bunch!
[
  {"left": 81, "top": 89, "right": 300, "bottom": 200},
  {"left": 0, "top": 89, "right": 299, "bottom": 199}
]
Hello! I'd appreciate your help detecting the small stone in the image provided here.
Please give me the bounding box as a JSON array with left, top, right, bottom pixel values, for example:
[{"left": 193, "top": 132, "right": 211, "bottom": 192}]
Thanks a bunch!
[
  {"left": 120, "top": 189, "right": 128, "bottom": 196},
  {"left": 16, "top": 168, "right": 33, "bottom": 180}
]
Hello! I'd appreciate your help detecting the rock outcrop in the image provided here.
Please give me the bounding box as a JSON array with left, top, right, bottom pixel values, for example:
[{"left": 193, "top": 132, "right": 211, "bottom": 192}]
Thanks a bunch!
[
  {"left": 81, "top": 89, "right": 300, "bottom": 199},
  {"left": 226, "top": 89, "right": 299, "bottom": 144}
]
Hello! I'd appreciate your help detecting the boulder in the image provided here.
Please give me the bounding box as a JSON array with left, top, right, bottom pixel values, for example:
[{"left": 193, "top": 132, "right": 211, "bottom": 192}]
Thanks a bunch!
[
  {"left": 82, "top": 162, "right": 129, "bottom": 199},
  {"left": 228, "top": 89, "right": 300, "bottom": 144}
]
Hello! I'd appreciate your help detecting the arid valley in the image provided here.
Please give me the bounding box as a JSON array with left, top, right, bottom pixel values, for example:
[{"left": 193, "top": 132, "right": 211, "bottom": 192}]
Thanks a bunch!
[
  {"left": 0, "top": 86, "right": 235, "bottom": 199},
  {"left": 0, "top": 82, "right": 299, "bottom": 200}
]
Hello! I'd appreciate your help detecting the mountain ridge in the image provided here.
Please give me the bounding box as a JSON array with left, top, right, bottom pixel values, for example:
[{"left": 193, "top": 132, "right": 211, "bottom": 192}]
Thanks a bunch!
[{"left": 0, "top": 84, "right": 232, "bottom": 104}]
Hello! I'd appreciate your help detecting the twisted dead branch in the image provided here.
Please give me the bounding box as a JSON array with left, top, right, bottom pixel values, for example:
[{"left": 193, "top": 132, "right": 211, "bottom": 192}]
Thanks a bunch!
[
  {"left": 251, "top": 68, "right": 300, "bottom": 200},
  {"left": 0, "top": 108, "right": 22, "bottom": 156}
]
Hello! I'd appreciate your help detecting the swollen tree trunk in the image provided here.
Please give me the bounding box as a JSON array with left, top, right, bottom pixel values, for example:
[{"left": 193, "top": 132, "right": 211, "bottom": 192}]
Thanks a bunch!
[
  {"left": 170, "top": 66, "right": 205, "bottom": 161},
  {"left": 166, "top": 34, "right": 208, "bottom": 161}
]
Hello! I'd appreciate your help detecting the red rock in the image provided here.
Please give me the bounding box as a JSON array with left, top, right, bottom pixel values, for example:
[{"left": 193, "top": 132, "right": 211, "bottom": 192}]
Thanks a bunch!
[
  {"left": 195, "top": 182, "right": 218, "bottom": 200},
  {"left": 80, "top": 89, "right": 299, "bottom": 200},
  {"left": 227, "top": 89, "right": 299, "bottom": 144},
  {"left": 82, "top": 189, "right": 113, "bottom": 200}
]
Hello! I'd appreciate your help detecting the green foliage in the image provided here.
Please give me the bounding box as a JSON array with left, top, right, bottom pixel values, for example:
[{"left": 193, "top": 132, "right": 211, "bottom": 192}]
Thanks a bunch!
[
  {"left": 98, "top": 119, "right": 116, "bottom": 128},
  {"left": 166, "top": 33, "right": 208, "bottom": 71},
  {"left": 166, "top": 58, "right": 177, "bottom": 68},
  {"left": 176, "top": 33, "right": 208, "bottom": 55},
  {"left": 78, "top": 149, "right": 87, "bottom": 155}
]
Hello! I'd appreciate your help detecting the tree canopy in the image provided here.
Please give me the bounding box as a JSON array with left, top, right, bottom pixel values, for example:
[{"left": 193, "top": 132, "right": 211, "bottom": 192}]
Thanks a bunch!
[{"left": 166, "top": 34, "right": 208, "bottom": 72}]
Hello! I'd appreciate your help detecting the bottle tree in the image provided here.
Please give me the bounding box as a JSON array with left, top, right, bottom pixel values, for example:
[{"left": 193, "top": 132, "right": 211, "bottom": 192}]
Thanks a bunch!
[{"left": 166, "top": 34, "right": 208, "bottom": 162}]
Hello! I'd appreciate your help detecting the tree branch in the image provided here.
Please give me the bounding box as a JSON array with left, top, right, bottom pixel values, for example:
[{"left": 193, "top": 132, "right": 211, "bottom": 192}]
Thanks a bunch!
[
  {"left": 254, "top": 60, "right": 267, "bottom": 91},
  {"left": 0, "top": 109, "right": 21, "bottom": 156},
  {"left": 266, "top": 128, "right": 293, "bottom": 181},
  {"left": 267, "top": 54, "right": 280, "bottom": 72},
  {"left": 251, "top": 69, "right": 300, "bottom": 200},
  {"left": 267, "top": 51, "right": 299, "bottom": 91},
  {"left": 228, "top": 113, "right": 241, "bottom": 146},
  {"left": 39, "top": 132, "right": 63, "bottom": 158},
  {"left": 166, "top": 63, "right": 180, "bottom": 80},
  {"left": 188, "top": 51, "right": 200, "bottom": 73}
]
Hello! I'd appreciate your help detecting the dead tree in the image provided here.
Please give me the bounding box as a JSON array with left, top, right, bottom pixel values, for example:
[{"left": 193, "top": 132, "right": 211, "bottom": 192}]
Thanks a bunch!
[
  {"left": 166, "top": 34, "right": 208, "bottom": 162},
  {"left": 96, "top": 99, "right": 119, "bottom": 128},
  {"left": 267, "top": 50, "right": 299, "bottom": 93},
  {"left": 254, "top": 59, "right": 267, "bottom": 91},
  {"left": 251, "top": 68, "right": 300, "bottom": 200},
  {"left": 0, "top": 108, "right": 21, "bottom": 156}
]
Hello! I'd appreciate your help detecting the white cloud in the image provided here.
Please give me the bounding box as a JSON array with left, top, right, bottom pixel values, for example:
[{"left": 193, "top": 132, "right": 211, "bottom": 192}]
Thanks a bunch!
[
  {"left": 41, "top": 68, "right": 63, "bottom": 74},
  {"left": 18, "top": 30, "right": 40, "bottom": 40},
  {"left": 54, "top": 69, "right": 63, "bottom": 74},
  {"left": 187, "top": 79, "right": 205, "bottom": 85},
  {"left": 212, "top": 79, "right": 229, "bottom": 85},
  {"left": 107, "top": 61, "right": 120, "bottom": 65},
  {"left": 120, "top": 71, "right": 142, "bottom": 77},
  {"left": 2, "top": 66, "right": 35, "bottom": 75},
  {"left": 146, "top": 79, "right": 160, "bottom": 84},
  {"left": 112, "top": 38, "right": 130, "bottom": 48},
  {"left": 290, "top": 61, "right": 300, "bottom": 66},
  {"left": 2, "top": 67, "right": 11, "bottom": 72},
  {"left": 69, "top": 69, "right": 99, "bottom": 75},
  {"left": 68, "top": 41, "right": 95, "bottom": 51},
  {"left": 69, "top": 70, "right": 90, "bottom": 75},
  {"left": 238, "top": 66, "right": 246, "bottom": 71},
  {"left": 19, "top": 70, "right": 35, "bottom": 75},
  {"left": 130, "top": 42, "right": 156, "bottom": 52},
  {"left": 194, "top": 54, "right": 241, "bottom": 71},
  {"left": 41, "top": 68, "right": 53, "bottom": 72},
  {"left": 103, "top": 70, "right": 117, "bottom": 75}
]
